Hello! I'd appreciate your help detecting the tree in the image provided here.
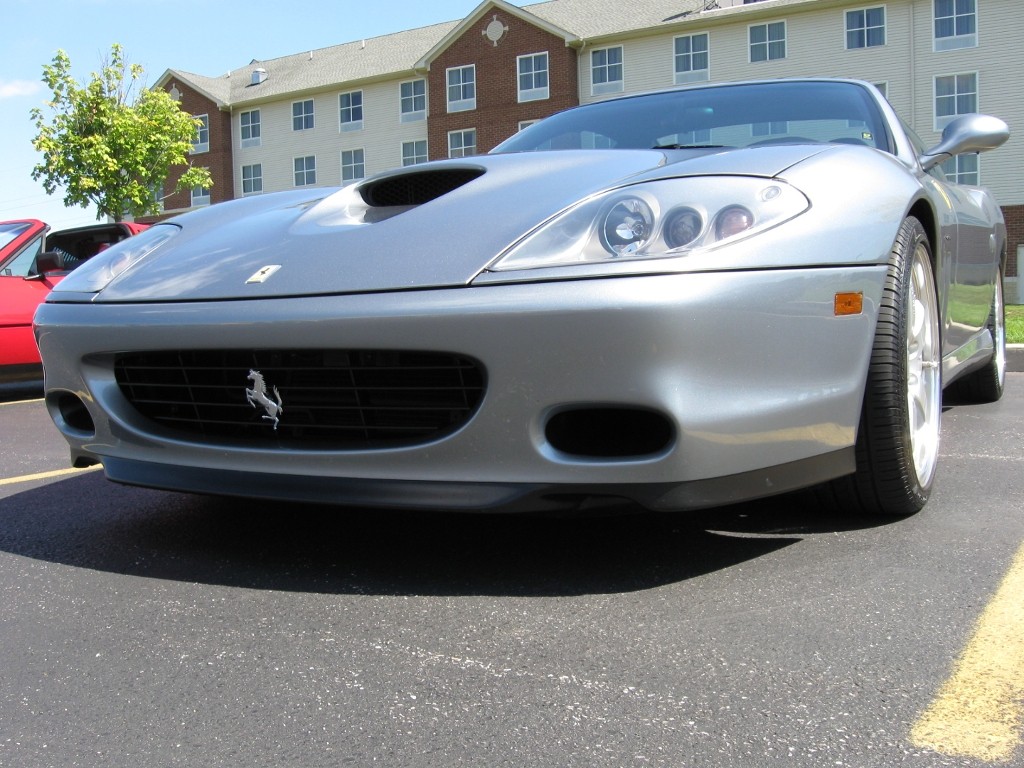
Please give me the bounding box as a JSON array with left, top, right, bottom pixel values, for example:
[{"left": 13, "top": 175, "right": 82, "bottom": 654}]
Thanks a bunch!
[{"left": 30, "top": 43, "right": 213, "bottom": 222}]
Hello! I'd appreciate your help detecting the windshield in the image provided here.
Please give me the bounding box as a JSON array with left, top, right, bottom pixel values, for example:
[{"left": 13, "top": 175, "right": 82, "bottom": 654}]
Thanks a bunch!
[
  {"left": 494, "top": 80, "right": 891, "bottom": 154},
  {"left": 0, "top": 221, "right": 34, "bottom": 252}
]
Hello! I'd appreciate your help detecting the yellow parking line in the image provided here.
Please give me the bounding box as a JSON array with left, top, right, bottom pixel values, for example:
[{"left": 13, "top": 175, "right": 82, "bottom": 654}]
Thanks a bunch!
[
  {"left": 0, "top": 397, "right": 44, "bottom": 406},
  {"left": 911, "top": 540, "right": 1024, "bottom": 762},
  {"left": 0, "top": 465, "right": 101, "bottom": 487}
]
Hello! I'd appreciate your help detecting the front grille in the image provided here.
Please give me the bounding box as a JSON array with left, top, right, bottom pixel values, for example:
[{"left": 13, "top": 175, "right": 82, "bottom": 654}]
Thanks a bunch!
[{"left": 114, "top": 350, "right": 485, "bottom": 448}]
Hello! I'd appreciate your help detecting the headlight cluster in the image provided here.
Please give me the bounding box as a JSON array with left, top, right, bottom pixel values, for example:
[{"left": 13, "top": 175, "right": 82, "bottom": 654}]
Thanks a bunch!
[
  {"left": 51, "top": 224, "right": 181, "bottom": 293},
  {"left": 488, "top": 177, "right": 808, "bottom": 272}
]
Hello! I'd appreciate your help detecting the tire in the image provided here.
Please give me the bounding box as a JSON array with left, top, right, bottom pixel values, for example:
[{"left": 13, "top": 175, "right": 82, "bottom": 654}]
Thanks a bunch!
[
  {"left": 944, "top": 271, "right": 1006, "bottom": 404},
  {"left": 822, "top": 217, "right": 941, "bottom": 516}
]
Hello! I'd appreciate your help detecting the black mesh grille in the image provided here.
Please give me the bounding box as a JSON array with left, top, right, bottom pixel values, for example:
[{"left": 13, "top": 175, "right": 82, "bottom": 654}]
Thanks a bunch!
[
  {"left": 359, "top": 169, "right": 484, "bottom": 207},
  {"left": 114, "top": 350, "right": 485, "bottom": 448}
]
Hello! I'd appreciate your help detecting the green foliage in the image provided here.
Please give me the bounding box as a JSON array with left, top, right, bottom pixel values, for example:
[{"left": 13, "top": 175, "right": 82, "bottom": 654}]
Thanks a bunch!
[
  {"left": 1007, "top": 305, "right": 1024, "bottom": 345},
  {"left": 30, "top": 43, "right": 212, "bottom": 222}
]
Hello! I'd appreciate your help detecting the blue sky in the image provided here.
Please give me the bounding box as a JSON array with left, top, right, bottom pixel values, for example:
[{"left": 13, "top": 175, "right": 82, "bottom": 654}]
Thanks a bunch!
[{"left": 0, "top": 0, "right": 529, "bottom": 229}]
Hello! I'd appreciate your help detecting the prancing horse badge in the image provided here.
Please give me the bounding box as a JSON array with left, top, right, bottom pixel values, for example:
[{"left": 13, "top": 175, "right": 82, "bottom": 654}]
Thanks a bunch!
[{"left": 246, "top": 265, "right": 282, "bottom": 284}]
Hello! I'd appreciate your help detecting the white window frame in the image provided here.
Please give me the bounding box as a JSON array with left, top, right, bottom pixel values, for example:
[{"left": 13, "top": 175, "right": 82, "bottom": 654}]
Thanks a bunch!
[
  {"left": 518, "top": 119, "right": 539, "bottom": 132},
  {"left": 752, "top": 121, "right": 788, "bottom": 138},
  {"left": 401, "top": 139, "right": 428, "bottom": 166},
  {"left": 517, "top": 52, "right": 549, "bottom": 102},
  {"left": 940, "top": 153, "right": 979, "bottom": 185},
  {"left": 292, "top": 99, "right": 315, "bottom": 131},
  {"left": 674, "top": 33, "right": 710, "bottom": 84},
  {"left": 447, "top": 128, "right": 476, "bottom": 158},
  {"left": 934, "top": 0, "right": 977, "bottom": 51},
  {"left": 749, "top": 21, "right": 787, "bottom": 62},
  {"left": 191, "top": 114, "right": 210, "bottom": 154},
  {"left": 400, "top": 79, "right": 426, "bottom": 123},
  {"left": 293, "top": 155, "right": 317, "bottom": 186},
  {"left": 845, "top": 6, "right": 886, "bottom": 49},
  {"left": 447, "top": 65, "right": 476, "bottom": 113},
  {"left": 591, "top": 46, "right": 623, "bottom": 96},
  {"left": 341, "top": 148, "right": 365, "bottom": 183},
  {"left": 934, "top": 72, "right": 978, "bottom": 131},
  {"left": 191, "top": 183, "right": 211, "bottom": 207},
  {"left": 241, "top": 163, "right": 263, "bottom": 196},
  {"left": 240, "top": 109, "right": 261, "bottom": 148},
  {"left": 339, "top": 91, "right": 363, "bottom": 132}
]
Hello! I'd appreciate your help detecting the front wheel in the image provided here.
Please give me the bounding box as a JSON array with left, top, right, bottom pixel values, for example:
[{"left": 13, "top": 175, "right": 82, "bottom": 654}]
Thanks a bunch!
[{"left": 822, "top": 217, "right": 941, "bottom": 516}]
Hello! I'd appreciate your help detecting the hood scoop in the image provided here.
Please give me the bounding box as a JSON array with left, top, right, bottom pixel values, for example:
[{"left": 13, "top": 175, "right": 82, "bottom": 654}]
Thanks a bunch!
[{"left": 358, "top": 168, "right": 485, "bottom": 208}]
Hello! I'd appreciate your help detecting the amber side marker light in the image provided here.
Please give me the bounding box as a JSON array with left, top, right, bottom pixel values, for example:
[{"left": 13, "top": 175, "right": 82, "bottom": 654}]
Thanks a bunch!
[{"left": 834, "top": 292, "right": 863, "bottom": 316}]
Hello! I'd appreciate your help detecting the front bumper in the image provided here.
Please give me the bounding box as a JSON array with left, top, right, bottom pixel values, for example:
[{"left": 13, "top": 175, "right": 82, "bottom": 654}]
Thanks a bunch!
[{"left": 35, "top": 266, "right": 887, "bottom": 511}]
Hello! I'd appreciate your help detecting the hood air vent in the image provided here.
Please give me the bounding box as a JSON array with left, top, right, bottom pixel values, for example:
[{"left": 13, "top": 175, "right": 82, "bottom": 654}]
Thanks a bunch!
[{"left": 359, "top": 168, "right": 484, "bottom": 208}]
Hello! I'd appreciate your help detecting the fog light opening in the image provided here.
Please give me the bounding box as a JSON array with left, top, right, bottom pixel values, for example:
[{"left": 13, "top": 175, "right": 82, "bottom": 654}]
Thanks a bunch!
[
  {"left": 56, "top": 393, "right": 96, "bottom": 435},
  {"left": 545, "top": 407, "right": 674, "bottom": 459}
]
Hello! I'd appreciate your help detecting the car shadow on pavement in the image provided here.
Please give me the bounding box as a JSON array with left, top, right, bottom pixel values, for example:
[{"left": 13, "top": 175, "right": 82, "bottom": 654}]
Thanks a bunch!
[{"left": 0, "top": 471, "right": 897, "bottom": 597}]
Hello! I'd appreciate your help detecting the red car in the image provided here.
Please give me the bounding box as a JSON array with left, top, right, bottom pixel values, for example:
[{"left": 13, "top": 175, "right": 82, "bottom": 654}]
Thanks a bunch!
[{"left": 0, "top": 219, "right": 148, "bottom": 384}]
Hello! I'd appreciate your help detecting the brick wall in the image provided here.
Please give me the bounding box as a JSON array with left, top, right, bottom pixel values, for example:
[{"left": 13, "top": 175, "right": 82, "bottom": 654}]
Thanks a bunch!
[
  {"left": 158, "top": 81, "right": 233, "bottom": 215},
  {"left": 427, "top": 11, "right": 578, "bottom": 159}
]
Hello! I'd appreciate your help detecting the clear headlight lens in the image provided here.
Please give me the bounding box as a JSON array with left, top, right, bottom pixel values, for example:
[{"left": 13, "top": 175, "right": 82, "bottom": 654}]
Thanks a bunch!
[
  {"left": 51, "top": 224, "right": 181, "bottom": 293},
  {"left": 488, "top": 177, "right": 808, "bottom": 272}
]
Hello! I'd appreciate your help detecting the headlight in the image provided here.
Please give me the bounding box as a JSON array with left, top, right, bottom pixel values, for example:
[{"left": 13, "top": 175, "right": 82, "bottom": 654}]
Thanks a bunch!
[
  {"left": 487, "top": 177, "right": 808, "bottom": 272},
  {"left": 51, "top": 224, "right": 181, "bottom": 293}
]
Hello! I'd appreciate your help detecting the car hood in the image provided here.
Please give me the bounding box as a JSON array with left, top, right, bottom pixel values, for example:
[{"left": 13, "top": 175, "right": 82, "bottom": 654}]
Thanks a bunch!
[{"left": 93, "top": 146, "right": 828, "bottom": 302}]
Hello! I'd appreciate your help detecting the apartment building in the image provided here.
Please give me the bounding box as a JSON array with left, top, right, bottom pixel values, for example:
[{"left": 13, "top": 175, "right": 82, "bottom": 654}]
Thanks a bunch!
[{"left": 155, "top": 0, "right": 1023, "bottom": 298}]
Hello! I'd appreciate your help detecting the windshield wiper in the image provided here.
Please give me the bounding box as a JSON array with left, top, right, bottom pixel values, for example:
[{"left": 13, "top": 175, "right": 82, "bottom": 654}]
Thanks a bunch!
[{"left": 652, "top": 143, "right": 729, "bottom": 150}]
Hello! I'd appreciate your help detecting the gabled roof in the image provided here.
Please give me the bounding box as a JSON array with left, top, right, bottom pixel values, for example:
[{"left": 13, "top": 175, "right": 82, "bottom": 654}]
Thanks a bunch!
[
  {"left": 415, "top": 0, "right": 580, "bottom": 69},
  {"left": 156, "top": 0, "right": 787, "bottom": 109},
  {"left": 526, "top": 0, "right": 710, "bottom": 40}
]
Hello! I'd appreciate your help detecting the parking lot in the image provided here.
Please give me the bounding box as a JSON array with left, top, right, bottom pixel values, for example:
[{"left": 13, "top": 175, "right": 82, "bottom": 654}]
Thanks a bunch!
[{"left": 1, "top": 377, "right": 1022, "bottom": 767}]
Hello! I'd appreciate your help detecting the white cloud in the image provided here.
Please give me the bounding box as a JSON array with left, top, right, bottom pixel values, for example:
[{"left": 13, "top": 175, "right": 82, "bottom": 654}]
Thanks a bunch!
[{"left": 0, "top": 79, "right": 41, "bottom": 100}]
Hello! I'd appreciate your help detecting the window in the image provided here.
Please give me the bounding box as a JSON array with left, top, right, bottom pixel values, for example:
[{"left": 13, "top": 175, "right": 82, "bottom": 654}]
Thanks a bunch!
[
  {"left": 192, "top": 114, "right": 209, "bottom": 153},
  {"left": 674, "top": 33, "right": 709, "bottom": 84},
  {"left": 447, "top": 65, "right": 476, "bottom": 112},
  {"left": 292, "top": 99, "right": 314, "bottom": 131},
  {"left": 191, "top": 183, "right": 211, "bottom": 207},
  {"left": 518, "top": 120, "right": 539, "bottom": 132},
  {"left": 940, "top": 154, "right": 979, "bottom": 185},
  {"left": 402, "top": 140, "right": 428, "bottom": 166},
  {"left": 340, "top": 91, "right": 363, "bottom": 131},
  {"left": 657, "top": 128, "right": 713, "bottom": 147},
  {"left": 294, "top": 155, "right": 316, "bottom": 186},
  {"left": 846, "top": 7, "right": 886, "bottom": 48},
  {"left": 752, "top": 121, "right": 788, "bottom": 138},
  {"left": 241, "top": 164, "right": 263, "bottom": 195},
  {"left": 341, "top": 149, "right": 365, "bottom": 183},
  {"left": 935, "top": 0, "right": 977, "bottom": 51},
  {"left": 750, "top": 21, "right": 786, "bottom": 62},
  {"left": 591, "top": 47, "right": 623, "bottom": 95},
  {"left": 240, "top": 110, "right": 261, "bottom": 148},
  {"left": 518, "top": 52, "right": 549, "bottom": 102},
  {"left": 934, "top": 73, "right": 977, "bottom": 130},
  {"left": 1, "top": 235, "right": 42, "bottom": 278},
  {"left": 400, "top": 79, "right": 426, "bottom": 122},
  {"left": 448, "top": 129, "right": 476, "bottom": 158}
]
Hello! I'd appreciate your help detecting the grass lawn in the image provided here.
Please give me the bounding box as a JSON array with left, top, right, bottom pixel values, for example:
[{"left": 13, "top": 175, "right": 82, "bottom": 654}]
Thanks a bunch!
[{"left": 1008, "top": 305, "right": 1024, "bottom": 344}]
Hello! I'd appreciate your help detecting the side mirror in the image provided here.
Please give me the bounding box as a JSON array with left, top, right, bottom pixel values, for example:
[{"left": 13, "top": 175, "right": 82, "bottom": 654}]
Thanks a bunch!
[
  {"left": 34, "top": 251, "right": 65, "bottom": 275},
  {"left": 920, "top": 114, "right": 1010, "bottom": 171}
]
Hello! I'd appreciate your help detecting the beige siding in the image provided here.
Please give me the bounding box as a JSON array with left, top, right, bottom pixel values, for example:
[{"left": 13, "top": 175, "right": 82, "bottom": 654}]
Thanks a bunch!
[
  {"left": 231, "top": 80, "right": 429, "bottom": 196},
  {"left": 575, "top": 0, "right": 1020, "bottom": 204}
]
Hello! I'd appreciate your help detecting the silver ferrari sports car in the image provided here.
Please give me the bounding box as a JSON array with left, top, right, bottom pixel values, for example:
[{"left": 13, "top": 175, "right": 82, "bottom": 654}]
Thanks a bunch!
[{"left": 35, "top": 79, "right": 1009, "bottom": 516}]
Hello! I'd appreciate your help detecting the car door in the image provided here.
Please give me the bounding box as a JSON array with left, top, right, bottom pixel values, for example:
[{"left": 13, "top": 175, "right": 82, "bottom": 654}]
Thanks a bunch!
[
  {"left": 0, "top": 231, "right": 60, "bottom": 368},
  {"left": 940, "top": 177, "right": 1003, "bottom": 353}
]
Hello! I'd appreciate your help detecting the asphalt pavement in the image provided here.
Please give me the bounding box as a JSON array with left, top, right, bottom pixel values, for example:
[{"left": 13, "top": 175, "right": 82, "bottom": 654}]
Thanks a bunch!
[{"left": 0, "top": 377, "right": 1022, "bottom": 767}]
